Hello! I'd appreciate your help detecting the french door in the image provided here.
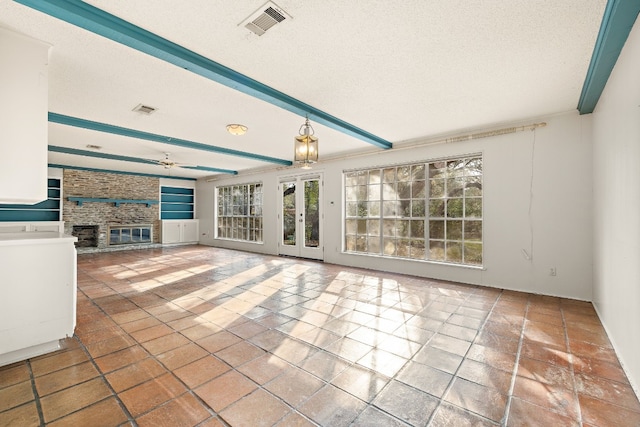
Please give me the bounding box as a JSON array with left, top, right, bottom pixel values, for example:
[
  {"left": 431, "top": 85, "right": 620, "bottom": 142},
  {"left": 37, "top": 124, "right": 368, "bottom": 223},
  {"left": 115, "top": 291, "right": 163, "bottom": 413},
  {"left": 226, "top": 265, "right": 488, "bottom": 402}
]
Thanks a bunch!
[{"left": 278, "top": 174, "right": 323, "bottom": 260}]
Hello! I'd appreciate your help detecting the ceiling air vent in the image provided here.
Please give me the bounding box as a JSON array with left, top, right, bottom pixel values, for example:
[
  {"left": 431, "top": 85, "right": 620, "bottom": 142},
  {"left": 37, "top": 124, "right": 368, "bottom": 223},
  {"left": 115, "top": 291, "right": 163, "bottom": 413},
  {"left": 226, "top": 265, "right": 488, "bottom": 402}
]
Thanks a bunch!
[
  {"left": 241, "top": 2, "right": 290, "bottom": 36},
  {"left": 132, "top": 103, "right": 157, "bottom": 115}
]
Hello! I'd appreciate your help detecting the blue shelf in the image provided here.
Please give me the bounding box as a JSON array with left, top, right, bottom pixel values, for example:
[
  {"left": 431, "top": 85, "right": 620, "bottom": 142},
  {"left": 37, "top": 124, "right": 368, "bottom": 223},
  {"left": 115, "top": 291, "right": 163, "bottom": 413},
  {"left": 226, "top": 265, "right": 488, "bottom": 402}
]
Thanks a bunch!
[{"left": 67, "top": 197, "right": 158, "bottom": 207}]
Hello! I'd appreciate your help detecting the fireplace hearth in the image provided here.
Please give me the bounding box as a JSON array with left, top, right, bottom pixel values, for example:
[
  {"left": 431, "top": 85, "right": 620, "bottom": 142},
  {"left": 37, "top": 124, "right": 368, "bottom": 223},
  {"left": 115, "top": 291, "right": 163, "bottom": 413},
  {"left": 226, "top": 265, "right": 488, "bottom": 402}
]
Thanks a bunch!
[{"left": 72, "top": 225, "right": 99, "bottom": 248}]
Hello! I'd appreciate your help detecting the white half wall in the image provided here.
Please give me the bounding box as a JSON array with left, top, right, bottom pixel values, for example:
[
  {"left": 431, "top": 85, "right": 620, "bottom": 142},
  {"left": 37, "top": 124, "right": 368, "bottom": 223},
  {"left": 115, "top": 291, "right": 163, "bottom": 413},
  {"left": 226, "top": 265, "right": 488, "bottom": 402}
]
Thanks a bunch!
[
  {"left": 592, "top": 19, "right": 640, "bottom": 395},
  {"left": 197, "top": 110, "right": 592, "bottom": 301}
]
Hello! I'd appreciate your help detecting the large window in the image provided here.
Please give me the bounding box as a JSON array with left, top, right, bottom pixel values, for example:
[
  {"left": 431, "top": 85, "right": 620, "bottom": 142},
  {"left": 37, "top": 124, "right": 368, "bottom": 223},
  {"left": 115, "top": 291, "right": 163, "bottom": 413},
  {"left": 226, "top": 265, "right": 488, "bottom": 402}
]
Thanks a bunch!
[
  {"left": 216, "top": 183, "right": 263, "bottom": 242},
  {"left": 345, "top": 155, "right": 482, "bottom": 266}
]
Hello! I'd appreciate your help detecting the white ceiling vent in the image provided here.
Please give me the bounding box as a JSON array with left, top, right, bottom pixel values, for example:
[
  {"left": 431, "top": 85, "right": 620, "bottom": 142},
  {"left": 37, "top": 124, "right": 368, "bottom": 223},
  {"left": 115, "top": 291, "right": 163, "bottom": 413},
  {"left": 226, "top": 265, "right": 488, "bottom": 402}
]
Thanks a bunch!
[
  {"left": 132, "top": 103, "right": 157, "bottom": 115},
  {"left": 241, "top": 2, "right": 290, "bottom": 36}
]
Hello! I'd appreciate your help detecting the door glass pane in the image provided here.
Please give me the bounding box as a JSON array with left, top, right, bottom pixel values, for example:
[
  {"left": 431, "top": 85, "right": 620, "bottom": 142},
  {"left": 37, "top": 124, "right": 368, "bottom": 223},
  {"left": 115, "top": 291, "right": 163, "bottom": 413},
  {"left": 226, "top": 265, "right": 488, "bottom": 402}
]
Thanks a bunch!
[
  {"left": 283, "top": 182, "right": 296, "bottom": 246},
  {"left": 304, "top": 180, "right": 320, "bottom": 248}
]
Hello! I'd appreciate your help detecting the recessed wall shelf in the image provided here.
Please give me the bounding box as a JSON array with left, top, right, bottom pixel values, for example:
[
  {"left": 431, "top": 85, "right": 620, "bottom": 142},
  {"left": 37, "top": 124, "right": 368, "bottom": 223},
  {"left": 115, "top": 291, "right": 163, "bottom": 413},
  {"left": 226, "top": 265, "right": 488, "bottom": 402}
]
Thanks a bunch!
[{"left": 67, "top": 197, "right": 159, "bottom": 207}]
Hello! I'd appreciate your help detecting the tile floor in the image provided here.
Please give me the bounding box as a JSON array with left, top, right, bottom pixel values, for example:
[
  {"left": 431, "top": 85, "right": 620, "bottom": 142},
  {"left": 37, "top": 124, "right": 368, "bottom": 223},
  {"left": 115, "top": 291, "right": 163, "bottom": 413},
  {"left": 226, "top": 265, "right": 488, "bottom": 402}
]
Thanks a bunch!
[{"left": 1, "top": 245, "right": 640, "bottom": 426}]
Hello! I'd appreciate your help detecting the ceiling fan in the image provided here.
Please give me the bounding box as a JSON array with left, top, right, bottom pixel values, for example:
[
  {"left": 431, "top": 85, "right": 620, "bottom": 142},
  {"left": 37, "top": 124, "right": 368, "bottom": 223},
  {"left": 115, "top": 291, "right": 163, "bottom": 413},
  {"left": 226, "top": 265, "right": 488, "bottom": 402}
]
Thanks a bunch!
[{"left": 153, "top": 152, "right": 195, "bottom": 169}]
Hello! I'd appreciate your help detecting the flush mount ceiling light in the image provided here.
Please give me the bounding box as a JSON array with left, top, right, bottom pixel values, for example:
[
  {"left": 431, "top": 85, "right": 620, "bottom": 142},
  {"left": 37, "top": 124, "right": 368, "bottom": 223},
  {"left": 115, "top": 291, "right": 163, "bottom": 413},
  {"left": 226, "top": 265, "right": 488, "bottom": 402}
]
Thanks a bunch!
[
  {"left": 294, "top": 116, "right": 318, "bottom": 170},
  {"left": 226, "top": 124, "right": 248, "bottom": 136}
]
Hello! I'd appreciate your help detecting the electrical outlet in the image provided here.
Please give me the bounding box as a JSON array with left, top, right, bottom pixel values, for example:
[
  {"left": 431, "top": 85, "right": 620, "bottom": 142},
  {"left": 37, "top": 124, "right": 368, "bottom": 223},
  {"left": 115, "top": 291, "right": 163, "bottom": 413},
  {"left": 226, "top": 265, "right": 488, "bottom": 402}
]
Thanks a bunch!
[{"left": 550, "top": 267, "right": 557, "bottom": 276}]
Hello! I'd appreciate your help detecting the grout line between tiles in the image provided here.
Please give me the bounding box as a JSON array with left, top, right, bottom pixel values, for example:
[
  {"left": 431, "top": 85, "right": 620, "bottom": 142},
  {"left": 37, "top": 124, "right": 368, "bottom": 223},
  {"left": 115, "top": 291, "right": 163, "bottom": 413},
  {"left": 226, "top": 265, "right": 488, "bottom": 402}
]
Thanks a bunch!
[
  {"left": 561, "top": 303, "right": 584, "bottom": 425},
  {"left": 501, "top": 296, "right": 531, "bottom": 426},
  {"left": 25, "top": 359, "right": 45, "bottom": 426}
]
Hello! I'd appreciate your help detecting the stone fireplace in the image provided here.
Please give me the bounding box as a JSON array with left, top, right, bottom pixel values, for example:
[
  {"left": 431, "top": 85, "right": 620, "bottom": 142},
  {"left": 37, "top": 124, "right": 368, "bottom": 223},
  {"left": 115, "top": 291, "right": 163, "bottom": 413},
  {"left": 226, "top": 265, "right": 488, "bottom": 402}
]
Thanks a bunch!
[{"left": 63, "top": 170, "right": 160, "bottom": 251}]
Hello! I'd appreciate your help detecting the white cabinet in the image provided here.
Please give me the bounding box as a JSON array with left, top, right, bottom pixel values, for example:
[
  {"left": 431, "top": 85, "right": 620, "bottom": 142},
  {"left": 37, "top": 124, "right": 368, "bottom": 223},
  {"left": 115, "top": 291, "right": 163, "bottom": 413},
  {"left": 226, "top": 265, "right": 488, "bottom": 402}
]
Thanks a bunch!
[
  {"left": 0, "top": 27, "right": 50, "bottom": 204},
  {"left": 161, "top": 219, "right": 199, "bottom": 244},
  {"left": 0, "top": 232, "right": 77, "bottom": 366}
]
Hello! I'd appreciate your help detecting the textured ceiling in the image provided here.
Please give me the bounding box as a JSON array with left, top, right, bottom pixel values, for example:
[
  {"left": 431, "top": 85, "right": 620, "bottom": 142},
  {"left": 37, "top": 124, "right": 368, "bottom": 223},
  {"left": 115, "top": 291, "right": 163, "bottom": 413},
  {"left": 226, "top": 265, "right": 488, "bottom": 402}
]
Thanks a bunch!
[{"left": 0, "top": 0, "right": 607, "bottom": 179}]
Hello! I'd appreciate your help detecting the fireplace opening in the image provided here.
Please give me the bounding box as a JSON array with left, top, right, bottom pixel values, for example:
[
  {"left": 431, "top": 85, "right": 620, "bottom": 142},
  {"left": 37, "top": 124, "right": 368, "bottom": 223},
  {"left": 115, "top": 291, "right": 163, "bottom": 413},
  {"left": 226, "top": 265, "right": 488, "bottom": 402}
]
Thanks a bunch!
[
  {"left": 108, "top": 224, "right": 153, "bottom": 246},
  {"left": 72, "top": 225, "right": 99, "bottom": 248}
]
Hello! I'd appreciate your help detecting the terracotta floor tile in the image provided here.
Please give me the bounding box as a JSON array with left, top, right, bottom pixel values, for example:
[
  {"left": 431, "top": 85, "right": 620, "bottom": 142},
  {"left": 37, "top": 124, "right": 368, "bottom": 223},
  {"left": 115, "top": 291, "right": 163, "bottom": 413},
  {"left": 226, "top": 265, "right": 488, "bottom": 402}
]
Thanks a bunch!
[
  {"left": 173, "top": 355, "right": 231, "bottom": 389},
  {"left": 156, "top": 343, "right": 208, "bottom": 370},
  {"left": 40, "top": 377, "right": 112, "bottom": 423},
  {"left": 30, "top": 348, "right": 89, "bottom": 377},
  {"left": 215, "top": 340, "right": 266, "bottom": 367},
  {"left": 140, "top": 332, "right": 190, "bottom": 355},
  {"left": 0, "top": 380, "right": 34, "bottom": 412},
  {"left": 94, "top": 344, "right": 149, "bottom": 373},
  {"left": 572, "top": 355, "right": 629, "bottom": 383},
  {"left": 324, "top": 337, "right": 373, "bottom": 363},
  {"left": 227, "top": 319, "right": 269, "bottom": 339},
  {"left": 136, "top": 393, "right": 211, "bottom": 427},
  {"left": 430, "top": 333, "right": 472, "bottom": 357},
  {"left": 391, "top": 323, "right": 436, "bottom": 344},
  {"left": 180, "top": 323, "right": 223, "bottom": 341},
  {"left": 397, "top": 361, "right": 453, "bottom": 397},
  {"left": 474, "top": 331, "right": 520, "bottom": 354},
  {"left": 447, "top": 314, "right": 485, "bottom": 329},
  {"left": 444, "top": 377, "right": 508, "bottom": 422},
  {"left": 351, "top": 405, "right": 407, "bottom": 427},
  {"left": 579, "top": 393, "right": 640, "bottom": 427},
  {"left": 526, "top": 310, "right": 564, "bottom": 326},
  {"left": 512, "top": 375, "right": 579, "bottom": 420},
  {"left": 11, "top": 247, "right": 637, "bottom": 427},
  {"left": 120, "top": 316, "right": 162, "bottom": 333},
  {"left": 47, "top": 396, "right": 129, "bottom": 427},
  {"left": 575, "top": 373, "right": 640, "bottom": 412},
  {"left": 457, "top": 358, "right": 513, "bottom": 393},
  {"left": 331, "top": 364, "right": 389, "bottom": 402},
  {"left": 119, "top": 372, "right": 187, "bottom": 417},
  {"left": 373, "top": 379, "right": 439, "bottom": 426},
  {"left": 0, "top": 362, "right": 30, "bottom": 388},
  {"left": 295, "top": 327, "right": 342, "bottom": 348},
  {"left": 517, "top": 357, "right": 573, "bottom": 388},
  {"left": 520, "top": 340, "right": 571, "bottom": 368},
  {"left": 439, "top": 323, "right": 479, "bottom": 342},
  {"left": 412, "top": 345, "right": 464, "bottom": 374},
  {"left": 271, "top": 339, "right": 318, "bottom": 365},
  {"left": 566, "top": 325, "right": 611, "bottom": 348},
  {"left": 298, "top": 384, "right": 367, "bottom": 427},
  {"left": 196, "top": 330, "right": 242, "bottom": 353},
  {"left": 219, "top": 388, "right": 291, "bottom": 427},
  {"left": 299, "top": 350, "right": 351, "bottom": 382},
  {"left": 264, "top": 367, "right": 324, "bottom": 408},
  {"left": 85, "top": 334, "right": 137, "bottom": 358},
  {"left": 129, "top": 324, "right": 175, "bottom": 343},
  {"left": 357, "top": 348, "right": 408, "bottom": 377},
  {"left": 507, "top": 397, "right": 579, "bottom": 427},
  {"left": 406, "top": 315, "right": 444, "bottom": 332},
  {"left": 430, "top": 402, "right": 498, "bottom": 426},
  {"left": 105, "top": 357, "right": 167, "bottom": 393},
  {"left": 274, "top": 412, "right": 317, "bottom": 427},
  {"left": 34, "top": 361, "right": 100, "bottom": 396},
  {"left": 0, "top": 401, "right": 40, "bottom": 427},
  {"left": 320, "top": 318, "right": 361, "bottom": 336},
  {"left": 570, "top": 340, "right": 619, "bottom": 364},
  {"left": 110, "top": 308, "right": 150, "bottom": 325},
  {"left": 376, "top": 334, "right": 423, "bottom": 359},
  {"left": 195, "top": 370, "right": 257, "bottom": 412}
]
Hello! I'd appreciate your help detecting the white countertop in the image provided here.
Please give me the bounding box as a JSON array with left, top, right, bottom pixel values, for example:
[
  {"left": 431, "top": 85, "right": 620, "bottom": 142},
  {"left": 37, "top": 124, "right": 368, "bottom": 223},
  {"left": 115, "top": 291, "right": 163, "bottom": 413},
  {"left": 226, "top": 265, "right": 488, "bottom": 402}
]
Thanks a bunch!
[{"left": 0, "top": 231, "right": 77, "bottom": 246}]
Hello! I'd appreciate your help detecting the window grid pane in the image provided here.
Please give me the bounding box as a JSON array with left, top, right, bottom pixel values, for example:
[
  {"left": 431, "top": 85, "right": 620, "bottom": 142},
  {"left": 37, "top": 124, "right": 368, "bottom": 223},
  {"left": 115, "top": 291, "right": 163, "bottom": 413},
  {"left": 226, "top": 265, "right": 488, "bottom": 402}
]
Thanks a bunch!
[
  {"left": 345, "top": 156, "right": 482, "bottom": 266},
  {"left": 216, "top": 182, "right": 263, "bottom": 243}
]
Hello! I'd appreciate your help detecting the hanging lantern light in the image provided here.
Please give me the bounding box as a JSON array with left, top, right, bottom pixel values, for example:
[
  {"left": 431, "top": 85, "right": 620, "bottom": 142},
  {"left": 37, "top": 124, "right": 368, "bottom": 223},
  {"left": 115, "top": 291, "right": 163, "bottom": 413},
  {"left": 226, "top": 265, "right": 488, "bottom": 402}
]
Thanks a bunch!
[{"left": 294, "top": 116, "right": 318, "bottom": 169}]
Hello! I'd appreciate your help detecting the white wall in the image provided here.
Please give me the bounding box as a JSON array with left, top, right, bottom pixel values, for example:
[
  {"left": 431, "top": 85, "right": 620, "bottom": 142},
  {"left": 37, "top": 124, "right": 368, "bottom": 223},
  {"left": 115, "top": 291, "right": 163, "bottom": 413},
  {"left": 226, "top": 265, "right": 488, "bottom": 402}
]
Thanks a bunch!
[
  {"left": 592, "top": 20, "right": 640, "bottom": 395},
  {"left": 198, "top": 110, "right": 593, "bottom": 300}
]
